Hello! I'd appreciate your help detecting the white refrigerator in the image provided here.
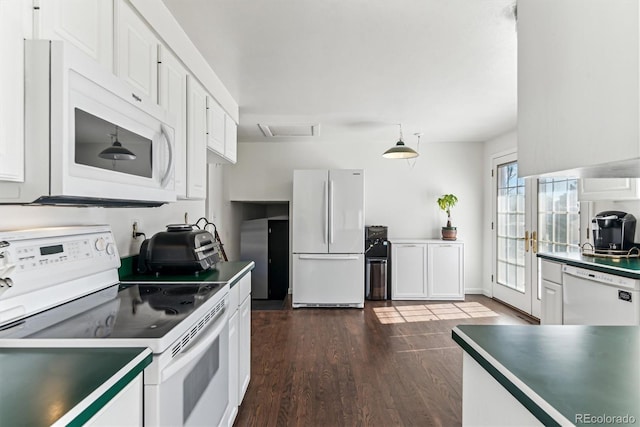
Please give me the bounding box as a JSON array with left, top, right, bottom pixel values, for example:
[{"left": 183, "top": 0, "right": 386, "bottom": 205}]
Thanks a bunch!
[{"left": 292, "top": 169, "right": 365, "bottom": 308}]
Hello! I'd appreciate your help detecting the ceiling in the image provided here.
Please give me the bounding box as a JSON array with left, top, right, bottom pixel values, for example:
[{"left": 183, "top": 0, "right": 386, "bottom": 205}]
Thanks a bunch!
[{"left": 161, "top": 0, "right": 518, "bottom": 145}]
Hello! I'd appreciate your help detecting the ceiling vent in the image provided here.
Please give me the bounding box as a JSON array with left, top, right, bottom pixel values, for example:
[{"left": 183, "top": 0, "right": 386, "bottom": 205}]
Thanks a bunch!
[{"left": 258, "top": 123, "right": 320, "bottom": 137}]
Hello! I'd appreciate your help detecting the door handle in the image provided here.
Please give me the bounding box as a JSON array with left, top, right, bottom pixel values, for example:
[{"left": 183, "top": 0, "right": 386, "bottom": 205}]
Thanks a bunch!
[
  {"left": 522, "top": 230, "right": 529, "bottom": 252},
  {"left": 531, "top": 230, "right": 538, "bottom": 253}
]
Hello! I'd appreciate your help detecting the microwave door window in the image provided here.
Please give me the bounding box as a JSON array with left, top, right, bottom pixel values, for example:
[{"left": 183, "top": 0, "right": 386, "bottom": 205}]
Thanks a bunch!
[{"left": 74, "top": 108, "right": 153, "bottom": 178}]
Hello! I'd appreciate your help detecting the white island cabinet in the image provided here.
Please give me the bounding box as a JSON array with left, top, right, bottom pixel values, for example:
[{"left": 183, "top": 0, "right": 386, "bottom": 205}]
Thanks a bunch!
[{"left": 391, "top": 239, "right": 464, "bottom": 300}]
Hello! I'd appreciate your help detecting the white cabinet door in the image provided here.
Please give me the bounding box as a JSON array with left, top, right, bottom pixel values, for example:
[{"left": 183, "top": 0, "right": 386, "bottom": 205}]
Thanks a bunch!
[
  {"left": 38, "top": 0, "right": 113, "bottom": 70},
  {"left": 578, "top": 178, "right": 640, "bottom": 201},
  {"left": 227, "top": 309, "right": 239, "bottom": 427},
  {"left": 427, "top": 243, "right": 464, "bottom": 300},
  {"left": 115, "top": 0, "right": 158, "bottom": 102},
  {"left": 186, "top": 75, "right": 207, "bottom": 199},
  {"left": 157, "top": 45, "right": 187, "bottom": 198},
  {"left": 87, "top": 374, "right": 143, "bottom": 426},
  {"left": 0, "top": 0, "right": 29, "bottom": 182},
  {"left": 207, "top": 97, "right": 225, "bottom": 155},
  {"left": 391, "top": 244, "right": 427, "bottom": 300},
  {"left": 238, "top": 295, "right": 251, "bottom": 404},
  {"left": 518, "top": 0, "right": 640, "bottom": 177},
  {"left": 224, "top": 115, "right": 237, "bottom": 163},
  {"left": 541, "top": 280, "right": 563, "bottom": 325}
]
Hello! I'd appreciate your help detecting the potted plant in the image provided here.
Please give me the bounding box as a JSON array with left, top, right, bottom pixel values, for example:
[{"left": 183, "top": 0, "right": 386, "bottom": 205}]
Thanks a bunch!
[{"left": 437, "top": 194, "right": 458, "bottom": 240}]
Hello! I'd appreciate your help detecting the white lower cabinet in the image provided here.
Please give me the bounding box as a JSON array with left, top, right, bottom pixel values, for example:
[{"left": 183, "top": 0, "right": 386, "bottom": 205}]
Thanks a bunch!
[
  {"left": 87, "top": 374, "right": 143, "bottom": 427},
  {"left": 226, "top": 272, "right": 251, "bottom": 426},
  {"left": 540, "top": 259, "right": 563, "bottom": 325},
  {"left": 227, "top": 310, "right": 239, "bottom": 427},
  {"left": 238, "top": 276, "right": 251, "bottom": 403},
  {"left": 427, "top": 243, "right": 464, "bottom": 300},
  {"left": 391, "top": 240, "right": 464, "bottom": 300}
]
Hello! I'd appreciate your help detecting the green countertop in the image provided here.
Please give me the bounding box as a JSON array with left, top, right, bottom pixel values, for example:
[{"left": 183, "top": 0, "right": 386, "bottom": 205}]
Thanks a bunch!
[
  {"left": 452, "top": 325, "right": 640, "bottom": 426},
  {"left": 538, "top": 252, "right": 640, "bottom": 279},
  {"left": 119, "top": 260, "right": 255, "bottom": 287},
  {"left": 0, "top": 347, "right": 152, "bottom": 427}
]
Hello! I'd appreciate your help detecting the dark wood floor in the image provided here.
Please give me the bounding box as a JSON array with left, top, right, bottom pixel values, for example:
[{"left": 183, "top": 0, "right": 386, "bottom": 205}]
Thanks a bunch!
[{"left": 234, "top": 295, "right": 537, "bottom": 427}]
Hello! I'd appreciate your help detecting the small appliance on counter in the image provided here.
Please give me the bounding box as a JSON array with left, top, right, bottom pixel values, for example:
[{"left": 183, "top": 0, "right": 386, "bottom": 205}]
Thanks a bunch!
[
  {"left": 591, "top": 211, "right": 637, "bottom": 251},
  {"left": 137, "top": 224, "right": 220, "bottom": 273},
  {"left": 365, "top": 225, "right": 390, "bottom": 300}
]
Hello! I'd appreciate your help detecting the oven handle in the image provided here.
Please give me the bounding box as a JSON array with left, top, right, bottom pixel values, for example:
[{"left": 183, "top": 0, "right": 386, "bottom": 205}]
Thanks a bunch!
[
  {"left": 160, "top": 123, "right": 174, "bottom": 189},
  {"left": 160, "top": 307, "right": 227, "bottom": 383}
]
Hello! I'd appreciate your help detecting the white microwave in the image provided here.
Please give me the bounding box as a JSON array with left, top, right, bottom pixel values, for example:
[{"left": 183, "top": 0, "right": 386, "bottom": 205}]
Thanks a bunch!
[{"left": 0, "top": 40, "right": 176, "bottom": 206}]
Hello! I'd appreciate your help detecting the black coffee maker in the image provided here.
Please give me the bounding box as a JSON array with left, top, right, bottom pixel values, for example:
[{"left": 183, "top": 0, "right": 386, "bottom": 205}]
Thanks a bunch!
[{"left": 591, "top": 211, "right": 636, "bottom": 251}]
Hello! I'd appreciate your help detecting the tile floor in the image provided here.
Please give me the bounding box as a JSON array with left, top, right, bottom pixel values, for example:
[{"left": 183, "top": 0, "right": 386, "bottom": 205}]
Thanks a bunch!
[{"left": 373, "top": 301, "right": 499, "bottom": 324}]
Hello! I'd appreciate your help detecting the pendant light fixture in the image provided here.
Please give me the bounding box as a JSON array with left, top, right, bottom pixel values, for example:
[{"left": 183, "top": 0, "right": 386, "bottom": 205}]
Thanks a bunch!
[
  {"left": 382, "top": 123, "right": 419, "bottom": 159},
  {"left": 98, "top": 125, "right": 137, "bottom": 161}
]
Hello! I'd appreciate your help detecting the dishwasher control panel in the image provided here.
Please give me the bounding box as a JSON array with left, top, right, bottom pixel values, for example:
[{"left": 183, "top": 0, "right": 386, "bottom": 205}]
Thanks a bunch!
[{"left": 562, "top": 265, "right": 640, "bottom": 290}]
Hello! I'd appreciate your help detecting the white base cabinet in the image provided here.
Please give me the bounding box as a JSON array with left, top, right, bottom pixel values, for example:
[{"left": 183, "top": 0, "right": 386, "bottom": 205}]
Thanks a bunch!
[
  {"left": 226, "top": 272, "right": 251, "bottom": 426},
  {"left": 87, "top": 375, "right": 143, "bottom": 427},
  {"left": 391, "top": 240, "right": 464, "bottom": 300},
  {"left": 540, "top": 259, "right": 563, "bottom": 325}
]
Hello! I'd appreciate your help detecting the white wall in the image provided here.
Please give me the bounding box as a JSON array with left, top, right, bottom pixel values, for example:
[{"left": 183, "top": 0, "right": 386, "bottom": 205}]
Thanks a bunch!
[
  {"left": 0, "top": 200, "right": 205, "bottom": 258},
  {"left": 482, "top": 130, "right": 517, "bottom": 296},
  {"left": 225, "top": 138, "right": 485, "bottom": 293}
]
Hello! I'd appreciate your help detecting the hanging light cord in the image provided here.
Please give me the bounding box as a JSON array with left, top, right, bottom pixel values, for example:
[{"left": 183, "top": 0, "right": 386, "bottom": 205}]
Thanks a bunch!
[{"left": 407, "top": 133, "right": 422, "bottom": 168}]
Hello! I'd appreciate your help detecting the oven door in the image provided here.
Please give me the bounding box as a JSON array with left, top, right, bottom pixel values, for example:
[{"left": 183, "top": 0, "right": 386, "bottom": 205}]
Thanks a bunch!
[{"left": 145, "top": 313, "right": 230, "bottom": 427}]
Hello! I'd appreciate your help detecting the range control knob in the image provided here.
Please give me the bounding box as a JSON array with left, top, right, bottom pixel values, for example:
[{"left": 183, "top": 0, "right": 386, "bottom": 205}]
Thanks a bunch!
[
  {"left": 94, "top": 238, "right": 106, "bottom": 252},
  {"left": 106, "top": 243, "right": 115, "bottom": 256}
]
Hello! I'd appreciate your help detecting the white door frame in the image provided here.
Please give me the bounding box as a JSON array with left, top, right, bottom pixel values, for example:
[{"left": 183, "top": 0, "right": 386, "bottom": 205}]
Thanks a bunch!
[{"left": 491, "top": 152, "right": 540, "bottom": 317}]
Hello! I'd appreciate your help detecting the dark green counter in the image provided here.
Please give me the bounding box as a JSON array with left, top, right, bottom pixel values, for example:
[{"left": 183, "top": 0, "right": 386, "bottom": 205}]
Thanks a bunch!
[
  {"left": 453, "top": 325, "right": 640, "bottom": 426},
  {"left": 538, "top": 251, "right": 640, "bottom": 279},
  {"left": 119, "top": 260, "right": 255, "bottom": 287},
  {"left": 0, "top": 347, "right": 152, "bottom": 427}
]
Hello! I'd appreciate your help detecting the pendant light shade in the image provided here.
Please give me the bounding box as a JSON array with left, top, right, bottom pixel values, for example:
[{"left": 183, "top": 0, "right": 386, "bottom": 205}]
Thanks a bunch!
[
  {"left": 382, "top": 124, "right": 419, "bottom": 159},
  {"left": 98, "top": 126, "right": 136, "bottom": 160}
]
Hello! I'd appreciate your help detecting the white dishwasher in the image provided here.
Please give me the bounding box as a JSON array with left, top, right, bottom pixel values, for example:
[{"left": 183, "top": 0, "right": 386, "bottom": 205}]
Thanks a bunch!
[{"left": 562, "top": 265, "right": 640, "bottom": 325}]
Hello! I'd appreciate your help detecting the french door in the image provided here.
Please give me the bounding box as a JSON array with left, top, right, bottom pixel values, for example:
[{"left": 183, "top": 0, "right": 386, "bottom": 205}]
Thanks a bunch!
[{"left": 491, "top": 153, "right": 579, "bottom": 318}]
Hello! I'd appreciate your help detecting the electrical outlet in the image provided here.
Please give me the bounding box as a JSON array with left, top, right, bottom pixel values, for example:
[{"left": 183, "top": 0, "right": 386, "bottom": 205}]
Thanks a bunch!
[{"left": 132, "top": 219, "right": 140, "bottom": 239}]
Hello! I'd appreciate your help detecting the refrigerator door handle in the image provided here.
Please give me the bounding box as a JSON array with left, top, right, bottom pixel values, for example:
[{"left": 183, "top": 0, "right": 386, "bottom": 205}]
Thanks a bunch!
[
  {"left": 323, "top": 181, "right": 328, "bottom": 244},
  {"left": 329, "top": 180, "right": 334, "bottom": 244},
  {"left": 298, "top": 254, "right": 360, "bottom": 260}
]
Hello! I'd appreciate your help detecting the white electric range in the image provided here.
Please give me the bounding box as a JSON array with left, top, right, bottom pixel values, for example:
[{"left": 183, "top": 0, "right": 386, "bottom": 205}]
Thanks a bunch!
[{"left": 0, "top": 225, "right": 230, "bottom": 427}]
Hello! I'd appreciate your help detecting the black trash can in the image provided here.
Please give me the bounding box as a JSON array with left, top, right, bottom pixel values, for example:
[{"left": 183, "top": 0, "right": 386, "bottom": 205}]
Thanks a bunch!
[{"left": 366, "top": 257, "right": 388, "bottom": 300}]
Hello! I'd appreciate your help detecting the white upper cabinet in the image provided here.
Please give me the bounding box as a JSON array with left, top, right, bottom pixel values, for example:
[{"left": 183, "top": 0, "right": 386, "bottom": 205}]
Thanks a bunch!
[
  {"left": 578, "top": 178, "right": 640, "bottom": 201},
  {"left": 0, "top": 0, "right": 30, "bottom": 183},
  {"left": 206, "top": 99, "right": 238, "bottom": 165},
  {"left": 206, "top": 97, "right": 225, "bottom": 154},
  {"left": 186, "top": 76, "right": 207, "bottom": 199},
  {"left": 157, "top": 45, "right": 187, "bottom": 198},
  {"left": 115, "top": 0, "right": 158, "bottom": 102},
  {"left": 37, "top": 0, "right": 113, "bottom": 70},
  {"left": 224, "top": 116, "right": 238, "bottom": 164},
  {"left": 518, "top": 0, "right": 640, "bottom": 177}
]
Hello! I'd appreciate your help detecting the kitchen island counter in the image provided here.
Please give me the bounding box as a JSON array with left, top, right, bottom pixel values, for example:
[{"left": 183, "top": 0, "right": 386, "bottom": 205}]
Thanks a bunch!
[
  {"left": 452, "top": 325, "right": 639, "bottom": 426},
  {"left": 538, "top": 252, "right": 640, "bottom": 279},
  {"left": 0, "top": 347, "right": 152, "bottom": 427},
  {"left": 120, "top": 260, "right": 255, "bottom": 287}
]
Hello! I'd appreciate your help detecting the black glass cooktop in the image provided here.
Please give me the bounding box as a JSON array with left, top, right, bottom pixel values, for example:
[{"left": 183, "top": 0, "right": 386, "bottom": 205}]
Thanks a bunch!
[{"left": 0, "top": 282, "right": 226, "bottom": 340}]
